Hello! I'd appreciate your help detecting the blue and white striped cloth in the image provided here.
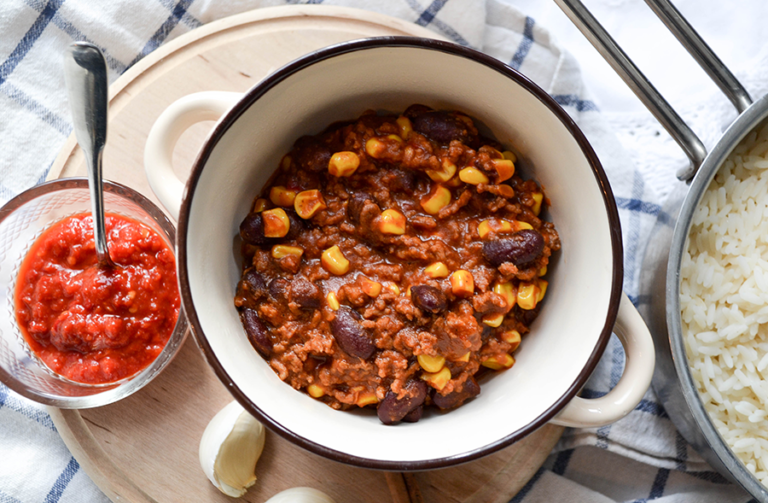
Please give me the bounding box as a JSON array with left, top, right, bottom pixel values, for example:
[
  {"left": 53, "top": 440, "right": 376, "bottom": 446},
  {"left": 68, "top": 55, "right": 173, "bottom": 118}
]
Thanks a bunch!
[{"left": 0, "top": 0, "right": 761, "bottom": 502}]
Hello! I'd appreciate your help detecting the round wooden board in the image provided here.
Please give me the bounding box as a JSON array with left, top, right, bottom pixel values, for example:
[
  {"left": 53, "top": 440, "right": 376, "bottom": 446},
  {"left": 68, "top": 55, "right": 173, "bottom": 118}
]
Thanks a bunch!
[{"left": 46, "top": 5, "right": 564, "bottom": 503}]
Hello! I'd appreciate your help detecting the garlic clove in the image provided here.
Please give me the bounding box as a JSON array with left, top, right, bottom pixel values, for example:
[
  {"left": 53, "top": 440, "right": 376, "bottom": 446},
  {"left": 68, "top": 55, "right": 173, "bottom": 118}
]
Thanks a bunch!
[
  {"left": 265, "top": 487, "right": 337, "bottom": 503},
  {"left": 199, "top": 400, "right": 266, "bottom": 498}
]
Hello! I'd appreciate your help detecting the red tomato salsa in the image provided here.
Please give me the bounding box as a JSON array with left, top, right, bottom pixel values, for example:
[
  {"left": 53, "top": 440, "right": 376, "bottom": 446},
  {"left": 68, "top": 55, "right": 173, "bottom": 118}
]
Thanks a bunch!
[{"left": 15, "top": 213, "right": 180, "bottom": 384}]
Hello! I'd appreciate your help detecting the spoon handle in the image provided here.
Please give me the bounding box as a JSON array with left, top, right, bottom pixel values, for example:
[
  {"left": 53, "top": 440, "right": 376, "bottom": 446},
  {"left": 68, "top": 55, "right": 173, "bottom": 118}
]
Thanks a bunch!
[{"left": 63, "top": 42, "right": 113, "bottom": 266}]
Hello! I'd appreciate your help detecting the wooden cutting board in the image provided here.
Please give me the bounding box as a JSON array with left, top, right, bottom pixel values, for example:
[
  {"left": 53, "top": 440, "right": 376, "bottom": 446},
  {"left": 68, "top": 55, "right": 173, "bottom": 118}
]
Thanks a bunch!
[{"left": 46, "top": 6, "right": 564, "bottom": 503}]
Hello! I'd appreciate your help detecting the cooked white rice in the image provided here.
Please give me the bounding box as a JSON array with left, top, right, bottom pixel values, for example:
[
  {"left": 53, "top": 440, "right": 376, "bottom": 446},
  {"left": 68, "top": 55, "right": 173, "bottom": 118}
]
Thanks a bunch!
[{"left": 681, "top": 119, "right": 768, "bottom": 484}]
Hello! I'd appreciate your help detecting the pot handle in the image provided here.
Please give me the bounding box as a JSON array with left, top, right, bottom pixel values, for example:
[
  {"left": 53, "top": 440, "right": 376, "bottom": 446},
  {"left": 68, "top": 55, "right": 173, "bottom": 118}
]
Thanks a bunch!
[
  {"left": 554, "top": 0, "right": 751, "bottom": 182},
  {"left": 550, "top": 293, "right": 655, "bottom": 428},
  {"left": 144, "top": 91, "right": 242, "bottom": 220}
]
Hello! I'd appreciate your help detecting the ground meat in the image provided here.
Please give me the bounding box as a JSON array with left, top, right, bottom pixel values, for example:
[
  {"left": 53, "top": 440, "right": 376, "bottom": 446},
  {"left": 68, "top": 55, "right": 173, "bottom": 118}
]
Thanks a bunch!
[{"left": 235, "top": 105, "right": 559, "bottom": 424}]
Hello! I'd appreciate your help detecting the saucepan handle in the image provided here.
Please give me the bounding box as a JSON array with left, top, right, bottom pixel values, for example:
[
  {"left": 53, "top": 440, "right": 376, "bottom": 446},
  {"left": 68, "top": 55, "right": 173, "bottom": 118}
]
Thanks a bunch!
[
  {"left": 553, "top": 0, "right": 751, "bottom": 181},
  {"left": 551, "top": 293, "right": 655, "bottom": 428},
  {"left": 144, "top": 91, "right": 242, "bottom": 220},
  {"left": 644, "top": 0, "right": 751, "bottom": 114}
]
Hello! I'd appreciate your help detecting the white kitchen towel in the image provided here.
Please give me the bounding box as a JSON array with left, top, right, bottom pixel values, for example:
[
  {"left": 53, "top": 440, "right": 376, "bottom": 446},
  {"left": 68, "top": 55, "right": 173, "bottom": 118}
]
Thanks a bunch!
[{"left": 0, "top": 0, "right": 760, "bottom": 502}]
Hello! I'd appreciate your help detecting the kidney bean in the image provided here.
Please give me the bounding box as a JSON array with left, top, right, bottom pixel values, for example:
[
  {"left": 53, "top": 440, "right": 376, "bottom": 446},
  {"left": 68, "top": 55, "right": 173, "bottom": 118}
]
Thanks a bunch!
[
  {"left": 293, "top": 135, "right": 332, "bottom": 173},
  {"left": 411, "top": 285, "right": 447, "bottom": 314},
  {"left": 377, "top": 379, "right": 428, "bottom": 425},
  {"left": 238, "top": 269, "right": 268, "bottom": 300},
  {"left": 241, "top": 308, "right": 272, "bottom": 357},
  {"left": 347, "top": 192, "right": 372, "bottom": 224},
  {"left": 482, "top": 229, "right": 545, "bottom": 267},
  {"left": 239, "top": 213, "right": 270, "bottom": 245},
  {"left": 390, "top": 169, "right": 417, "bottom": 194},
  {"left": 240, "top": 209, "right": 304, "bottom": 245},
  {"left": 481, "top": 325, "right": 494, "bottom": 342},
  {"left": 331, "top": 307, "right": 375, "bottom": 359},
  {"left": 347, "top": 194, "right": 384, "bottom": 245},
  {"left": 403, "top": 104, "right": 433, "bottom": 117},
  {"left": 269, "top": 278, "right": 290, "bottom": 301},
  {"left": 432, "top": 377, "right": 480, "bottom": 410},
  {"left": 284, "top": 210, "right": 305, "bottom": 240},
  {"left": 401, "top": 405, "right": 423, "bottom": 423},
  {"left": 514, "top": 304, "right": 541, "bottom": 326},
  {"left": 411, "top": 110, "right": 474, "bottom": 144},
  {"left": 291, "top": 278, "right": 322, "bottom": 309}
]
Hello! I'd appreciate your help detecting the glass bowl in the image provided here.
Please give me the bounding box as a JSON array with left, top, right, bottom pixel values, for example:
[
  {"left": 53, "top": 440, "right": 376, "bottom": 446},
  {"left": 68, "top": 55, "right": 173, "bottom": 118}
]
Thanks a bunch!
[{"left": 0, "top": 178, "right": 188, "bottom": 408}]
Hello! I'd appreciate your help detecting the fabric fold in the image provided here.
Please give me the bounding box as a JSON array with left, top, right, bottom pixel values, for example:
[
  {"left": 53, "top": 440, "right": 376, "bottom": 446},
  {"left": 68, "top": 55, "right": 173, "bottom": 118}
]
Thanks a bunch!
[{"left": 0, "top": 1, "right": 759, "bottom": 502}]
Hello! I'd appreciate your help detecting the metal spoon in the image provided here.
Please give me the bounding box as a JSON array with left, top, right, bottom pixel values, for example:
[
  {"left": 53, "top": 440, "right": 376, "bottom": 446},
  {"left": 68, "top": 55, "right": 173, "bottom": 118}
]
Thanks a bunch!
[{"left": 63, "top": 42, "right": 116, "bottom": 268}]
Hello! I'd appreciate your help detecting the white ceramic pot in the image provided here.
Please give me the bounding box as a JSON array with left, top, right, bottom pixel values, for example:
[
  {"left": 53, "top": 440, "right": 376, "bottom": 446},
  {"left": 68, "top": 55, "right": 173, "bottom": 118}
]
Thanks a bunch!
[{"left": 144, "top": 37, "right": 654, "bottom": 469}]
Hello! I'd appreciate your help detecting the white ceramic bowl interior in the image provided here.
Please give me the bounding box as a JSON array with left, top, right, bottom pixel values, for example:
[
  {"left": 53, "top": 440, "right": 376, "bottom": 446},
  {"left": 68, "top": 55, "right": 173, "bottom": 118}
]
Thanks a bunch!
[{"left": 181, "top": 42, "right": 617, "bottom": 465}]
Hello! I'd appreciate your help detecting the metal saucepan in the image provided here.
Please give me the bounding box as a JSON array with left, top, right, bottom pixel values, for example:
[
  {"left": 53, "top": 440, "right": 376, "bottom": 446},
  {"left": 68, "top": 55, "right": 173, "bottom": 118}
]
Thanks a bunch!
[{"left": 556, "top": 0, "right": 768, "bottom": 500}]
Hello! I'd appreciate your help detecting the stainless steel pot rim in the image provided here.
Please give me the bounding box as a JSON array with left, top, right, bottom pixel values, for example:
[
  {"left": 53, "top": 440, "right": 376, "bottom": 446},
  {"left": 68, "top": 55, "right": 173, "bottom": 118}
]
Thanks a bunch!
[
  {"left": 555, "top": 0, "right": 768, "bottom": 499},
  {"left": 666, "top": 93, "right": 768, "bottom": 498}
]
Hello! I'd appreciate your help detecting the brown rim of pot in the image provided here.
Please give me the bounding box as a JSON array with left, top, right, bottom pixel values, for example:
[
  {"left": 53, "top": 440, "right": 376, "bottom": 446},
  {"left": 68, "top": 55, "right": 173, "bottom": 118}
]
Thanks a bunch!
[{"left": 176, "top": 37, "right": 624, "bottom": 471}]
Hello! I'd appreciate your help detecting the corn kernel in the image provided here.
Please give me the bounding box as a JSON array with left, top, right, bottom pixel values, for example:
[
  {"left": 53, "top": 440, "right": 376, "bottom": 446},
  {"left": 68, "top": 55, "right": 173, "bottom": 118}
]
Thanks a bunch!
[
  {"left": 417, "top": 354, "right": 445, "bottom": 373},
  {"left": 456, "top": 352, "right": 471, "bottom": 362},
  {"left": 532, "top": 192, "right": 544, "bottom": 215},
  {"left": 328, "top": 151, "right": 360, "bottom": 177},
  {"left": 321, "top": 245, "right": 349, "bottom": 275},
  {"left": 517, "top": 283, "right": 537, "bottom": 310},
  {"left": 360, "top": 277, "right": 382, "bottom": 297},
  {"left": 538, "top": 265, "right": 547, "bottom": 277},
  {"left": 387, "top": 134, "right": 403, "bottom": 143},
  {"left": 327, "top": 291, "right": 340, "bottom": 310},
  {"left": 396, "top": 116, "right": 413, "bottom": 139},
  {"left": 451, "top": 270, "right": 474, "bottom": 297},
  {"left": 478, "top": 219, "right": 513, "bottom": 239},
  {"left": 426, "top": 158, "right": 457, "bottom": 182},
  {"left": 307, "top": 384, "right": 325, "bottom": 398},
  {"left": 420, "top": 366, "right": 451, "bottom": 391},
  {"left": 365, "top": 138, "right": 386, "bottom": 159},
  {"left": 425, "top": 262, "right": 449, "bottom": 279},
  {"left": 459, "top": 167, "right": 489, "bottom": 185},
  {"left": 482, "top": 146, "right": 503, "bottom": 158},
  {"left": 356, "top": 391, "right": 379, "bottom": 407},
  {"left": 252, "top": 198, "right": 269, "bottom": 212},
  {"left": 502, "top": 150, "right": 517, "bottom": 162},
  {"left": 379, "top": 209, "right": 406, "bottom": 235},
  {"left": 271, "top": 245, "right": 303, "bottom": 260},
  {"left": 420, "top": 185, "right": 451, "bottom": 215},
  {"left": 281, "top": 155, "right": 293, "bottom": 170},
  {"left": 482, "top": 312, "right": 505, "bottom": 327},
  {"left": 537, "top": 279, "right": 548, "bottom": 302},
  {"left": 498, "top": 184, "right": 515, "bottom": 198},
  {"left": 501, "top": 329, "right": 521, "bottom": 351},
  {"left": 262, "top": 208, "right": 290, "bottom": 238},
  {"left": 493, "top": 281, "right": 517, "bottom": 309},
  {"left": 294, "top": 189, "right": 327, "bottom": 219},
  {"left": 481, "top": 354, "right": 515, "bottom": 370},
  {"left": 514, "top": 220, "right": 534, "bottom": 231},
  {"left": 269, "top": 186, "right": 297, "bottom": 207},
  {"left": 445, "top": 175, "right": 463, "bottom": 188},
  {"left": 384, "top": 282, "right": 401, "bottom": 295},
  {"left": 492, "top": 159, "right": 515, "bottom": 182}
]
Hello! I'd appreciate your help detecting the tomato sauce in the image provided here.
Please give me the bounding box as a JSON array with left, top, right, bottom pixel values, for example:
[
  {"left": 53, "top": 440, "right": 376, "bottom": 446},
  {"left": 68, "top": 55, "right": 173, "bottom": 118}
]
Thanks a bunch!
[{"left": 15, "top": 213, "right": 180, "bottom": 384}]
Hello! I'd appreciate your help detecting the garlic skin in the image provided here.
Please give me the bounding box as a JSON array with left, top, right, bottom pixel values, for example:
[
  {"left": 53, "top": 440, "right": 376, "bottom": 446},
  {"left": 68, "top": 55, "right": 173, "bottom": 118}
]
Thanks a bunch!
[
  {"left": 199, "top": 400, "right": 266, "bottom": 497},
  {"left": 265, "top": 487, "right": 336, "bottom": 503}
]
